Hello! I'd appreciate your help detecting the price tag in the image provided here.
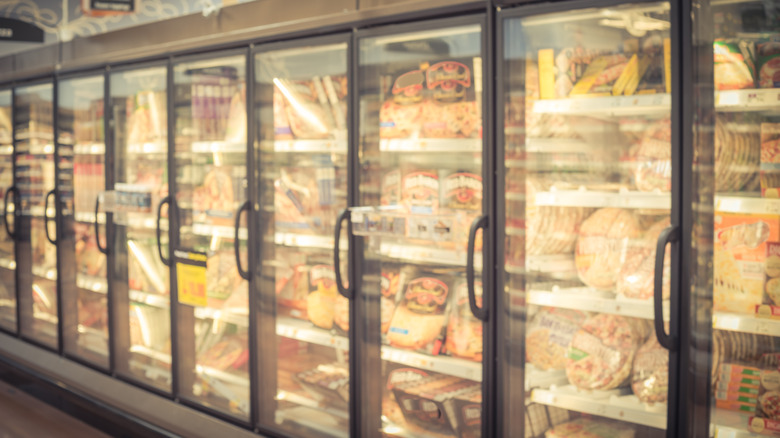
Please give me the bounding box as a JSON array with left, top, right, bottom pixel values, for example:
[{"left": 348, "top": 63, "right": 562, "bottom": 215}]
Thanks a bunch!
[{"left": 175, "top": 249, "right": 208, "bottom": 307}]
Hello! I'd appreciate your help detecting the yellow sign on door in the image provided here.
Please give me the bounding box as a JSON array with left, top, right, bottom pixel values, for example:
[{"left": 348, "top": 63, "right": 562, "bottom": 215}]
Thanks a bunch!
[{"left": 175, "top": 249, "right": 208, "bottom": 307}]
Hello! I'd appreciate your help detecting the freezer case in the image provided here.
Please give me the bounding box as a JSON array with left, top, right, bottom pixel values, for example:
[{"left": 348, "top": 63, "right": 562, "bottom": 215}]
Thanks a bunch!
[
  {"left": 703, "top": 1, "right": 780, "bottom": 436},
  {"left": 0, "top": 89, "right": 16, "bottom": 333},
  {"left": 171, "top": 52, "right": 250, "bottom": 420},
  {"left": 356, "top": 21, "right": 487, "bottom": 438},
  {"left": 57, "top": 74, "right": 109, "bottom": 369},
  {"left": 109, "top": 65, "right": 172, "bottom": 392},
  {"left": 254, "top": 39, "right": 350, "bottom": 437},
  {"left": 500, "top": 4, "right": 676, "bottom": 437},
  {"left": 14, "top": 82, "right": 58, "bottom": 350}
]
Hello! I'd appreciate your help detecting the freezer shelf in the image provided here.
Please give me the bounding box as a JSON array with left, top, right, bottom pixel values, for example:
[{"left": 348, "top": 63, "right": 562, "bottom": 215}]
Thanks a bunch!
[
  {"left": 716, "top": 89, "right": 780, "bottom": 113},
  {"left": 276, "top": 316, "right": 349, "bottom": 351},
  {"left": 194, "top": 307, "right": 248, "bottom": 327},
  {"left": 379, "top": 138, "right": 481, "bottom": 153},
  {"left": 712, "top": 311, "right": 780, "bottom": 336},
  {"left": 524, "top": 364, "right": 568, "bottom": 392},
  {"left": 276, "top": 406, "right": 349, "bottom": 438},
  {"left": 715, "top": 195, "right": 780, "bottom": 215},
  {"left": 189, "top": 223, "right": 247, "bottom": 240},
  {"left": 126, "top": 142, "right": 166, "bottom": 155},
  {"left": 533, "top": 189, "right": 671, "bottom": 209},
  {"left": 273, "top": 232, "right": 341, "bottom": 250},
  {"left": 527, "top": 289, "right": 669, "bottom": 320},
  {"left": 711, "top": 409, "right": 757, "bottom": 438},
  {"left": 15, "top": 143, "right": 54, "bottom": 155},
  {"left": 0, "top": 145, "right": 12, "bottom": 155},
  {"left": 31, "top": 266, "right": 57, "bottom": 281},
  {"left": 76, "top": 274, "right": 108, "bottom": 294},
  {"left": 73, "top": 143, "right": 106, "bottom": 155},
  {"left": 381, "top": 347, "right": 482, "bottom": 382},
  {"left": 277, "top": 390, "right": 349, "bottom": 421},
  {"left": 532, "top": 93, "right": 671, "bottom": 117},
  {"left": 0, "top": 257, "right": 16, "bottom": 270},
  {"left": 379, "top": 242, "right": 483, "bottom": 267},
  {"left": 190, "top": 140, "right": 246, "bottom": 154},
  {"left": 530, "top": 386, "right": 666, "bottom": 429},
  {"left": 129, "top": 289, "right": 169, "bottom": 308},
  {"left": 271, "top": 139, "right": 347, "bottom": 154},
  {"left": 525, "top": 138, "right": 593, "bottom": 153}
]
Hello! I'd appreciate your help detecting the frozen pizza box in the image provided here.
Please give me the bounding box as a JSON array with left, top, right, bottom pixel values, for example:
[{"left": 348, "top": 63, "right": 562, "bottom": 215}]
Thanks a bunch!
[
  {"left": 749, "top": 356, "right": 780, "bottom": 436},
  {"left": 443, "top": 386, "right": 482, "bottom": 438},
  {"left": 714, "top": 212, "right": 780, "bottom": 314},
  {"left": 294, "top": 363, "right": 349, "bottom": 409},
  {"left": 760, "top": 123, "right": 780, "bottom": 197},
  {"left": 762, "top": 242, "right": 780, "bottom": 316},
  {"left": 391, "top": 375, "right": 478, "bottom": 434}
]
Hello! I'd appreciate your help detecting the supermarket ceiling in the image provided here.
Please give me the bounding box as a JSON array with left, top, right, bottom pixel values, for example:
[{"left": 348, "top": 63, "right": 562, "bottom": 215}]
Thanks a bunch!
[{"left": 0, "top": 0, "right": 250, "bottom": 58}]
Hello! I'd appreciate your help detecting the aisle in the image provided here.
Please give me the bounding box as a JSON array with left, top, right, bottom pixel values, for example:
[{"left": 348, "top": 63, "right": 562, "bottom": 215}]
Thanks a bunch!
[{"left": 0, "top": 379, "right": 111, "bottom": 438}]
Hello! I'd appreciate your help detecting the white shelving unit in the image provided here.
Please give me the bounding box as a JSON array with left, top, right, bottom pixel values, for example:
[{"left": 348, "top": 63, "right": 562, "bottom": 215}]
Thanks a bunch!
[
  {"left": 716, "top": 89, "right": 780, "bottom": 113},
  {"left": 276, "top": 316, "right": 349, "bottom": 351},
  {"left": 533, "top": 189, "right": 671, "bottom": 209},
  {"left": 126, "top": 142, "right": 166, "bottom": 155},
  {"left": 73, "top": 143, "right": 106, "bottom": 155},
  {"left": 379, "top": 138, "right": 481, "bottom": 153},
  {"left": 190, "top": 140, "right": 246, "bottom": 154},
  {"left": 129, "top": 289, "right": 170, "bottom": 309},
  {"left": 76, "top": 274, "right": 108, "bottom": 294},
  {"left": 0, "top": 257, "right": 15, "bottom": 271},
  {"left": 381, "top": 346, "right": 482, "bottom": 382},
  {"left": 527, "top": 288, "right": 666, "bottom": 320},
  {"left": 378, "top": 242, "right": 482, "bottom": 267},
  {"left": 274, "top": 232, "right": 337, "bottom": 250},
  {"left": 272, "top": 139, "right": 347, "bottom": 153},
  {"left": 532, "top": 93, "right": 671, "bottom": 117},
  {"left": 713, "top": 311, "right": 780, "bottom": 336},
  {"left": 190, "top": 223, "right": 247, "bottom": 240},
  {"left": 31, "top": 266, "right": 57, "bottom": 281},
  {"left": 715, "top": 195, "right": 780, "bottom": 215}
]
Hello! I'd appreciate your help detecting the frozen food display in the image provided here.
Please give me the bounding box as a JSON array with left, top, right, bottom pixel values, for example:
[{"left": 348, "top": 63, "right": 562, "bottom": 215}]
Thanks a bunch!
[
  {"left": 0, "top": 91, "right": 15, "bottom": 333},
  {"left": 445, "top": 280, "right": 483, "bottom": 362},
  {"left": 526, "top": 308, "right": 589, "bottom": 371},
  {"left": 575, "top": 208, "right": 642, "bottom": 290}
]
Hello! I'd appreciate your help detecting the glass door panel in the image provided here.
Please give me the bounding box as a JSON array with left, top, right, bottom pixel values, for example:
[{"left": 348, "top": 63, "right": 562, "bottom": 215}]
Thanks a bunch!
[
  {"left": 172, "top": 53, "right": 250, "bottom": 420},
  {"left": 254, "top": 41, "right": 350, "bottom": 437},
  {"left": 110, "top": 66, "right": 171, "bottom": 392},
  {"left": 358, "top": 23, "right": 485, "bottom": 438},
  {"left": 15, "top": 82, "right": 57, "bottom": 349},
  {"left": 502, "top": 5, "right": 672, "bottom": 436},
  {"left": 704, "top": 2, "right": 780, "bottom": 436},
  {"left": 58, "top": 74, "right": 108, "bottom": 368},
  {"left": 0, "top": 89, "right": 16, "bottom": 332}
]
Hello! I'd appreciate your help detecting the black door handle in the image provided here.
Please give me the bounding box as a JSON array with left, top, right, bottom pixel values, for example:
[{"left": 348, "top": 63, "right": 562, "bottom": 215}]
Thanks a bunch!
[
  {"left": 94, "top": 196, "right": 109, "bottom": 255},
  {"left": 654, "top": 225, "right": 680, "bottom": 351},
  {"left": 467, "top": 215, "right": 488, "bottom": 322},
  {"left": 234, "top": 201, "right": 250, "bottom": 281},
  {"left": 156, "top": 196, "right": 171, "bottom": 266},
  {"left": 333, "top": 209, "right": 351, "bottom": 299},
  {"left": 44, "top": 189, "right": 57, "bottom": 245}
]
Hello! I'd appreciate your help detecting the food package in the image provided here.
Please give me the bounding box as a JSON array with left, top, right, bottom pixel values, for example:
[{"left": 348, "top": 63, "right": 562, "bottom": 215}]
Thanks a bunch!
[
  {"left": 421, "top": 60, "right": 481, "bottom": 138},
  {"left": 306, "top": 264, "right": 338, "bottom": 330},
  {"left": 74, "top": 223, "right": 105, "bottom": 278},
  {"left": 198, "top": 334, "right": 248, "bottom": 372},
  {"left": 443, "top": 386, "right": 482, "bottom": 438},
  {"left": 568, "top": 54, "right": 629, "bottom": 96},
  {"left": 273, "top": 77, "right": 338, "bottom": 139},
  {"left": 541, "top": 47, "right": 611, "bottom": 98},
  {"left": 0, "top": 107, "right": 11, "bottom": 144},
  {"left": 716, "top": 114, "right": 761, "bottom": 193},
  {"left": 575, "top": 208, "right": 642, "bottom": 290},
  {"left": 442, "top": 171, "right": 482, "bottom": 211},
  {"left": 391, "top": 374, "right": 479, "bottom": 434},
  {"left": 127, "top": 91, "right": 166, "bottom": 146},
  {"left": 387, "top": 270, "right": 453, "bottom": 354},
  {"left": 617, "top": 218, "right": 672, "bottom": 300},
  {"left": 631, "top": 332, "right": 669, "bottom": 405},
  {"left": 633, "top": 118, "right": 672, "bottom": 192},
  {"left": 380, "top": 69, "right": 425, "bottom": 138},
  {"left": 526, "top": 307, "right": 588, "bottom": 371},
  {"left": 273, "top": 87, "right": 293, "bottom": 140},
  {"left": 761, "top": 123, "right": 780, "bottom": 197},
  {"left": 566, "top": 313, "right": 644, "bottom": 391},
  {"left": 275, "top": 251, "right": 309, "bottom": 320},
  {"left": 381, "top": 169, "right": 401, "bottom": 206},
  {"left": 193, "top": 168, "right": 235, "bottom": 217},
  {"left": 401, "top": 167, "right": 440, "bottom": 214},
  {"left": 274, "top": 164, "right": 336, "bottom": 233},
  {"left": 294, "top": 363, "right": 349, "bottom": 409},
  {"left": 544, "top": 417, "right": 636, "bottom": 438},
  {"left": 224, "top": 86, "right": 247, "bottom": 143},
  {"left": 714, "top": 212, "right": 779, "bottom": 314},
  {"left": 205, "top": 251, "right": 243, "bottom": 308},
  {"left": 749, "top": 356, "right": 780, "bottom": 435},
  {"left": 714, "top": 39, "right": 757, "bottom": 90},
  {"left": 526, "top": 178, "right": 589, "bottom": 256},
  {"left": 762, "top": 242, "right": 780, "bottom": 317},
  {"left": 757, "top": 41, "right": 780, "bottom": 89},
  {"left": 445, "top": 279, "right": 483, "bottom": 362},
  {"left": 381, "top": 266, "right": 404, "bottom": 334}
]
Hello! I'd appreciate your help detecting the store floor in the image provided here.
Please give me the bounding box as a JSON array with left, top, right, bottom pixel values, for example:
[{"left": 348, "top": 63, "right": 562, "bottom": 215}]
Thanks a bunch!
[{"left": 0, "top": 379, "right": 111, "bottom": 438}]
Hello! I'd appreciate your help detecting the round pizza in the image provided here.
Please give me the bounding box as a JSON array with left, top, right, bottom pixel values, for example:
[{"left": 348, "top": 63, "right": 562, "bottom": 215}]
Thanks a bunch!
[{"left": 575, "top": 208, "right": 642, "bottom": 290}]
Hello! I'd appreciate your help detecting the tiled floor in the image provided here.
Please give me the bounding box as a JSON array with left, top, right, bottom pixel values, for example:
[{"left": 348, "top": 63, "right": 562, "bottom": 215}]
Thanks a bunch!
[{"left": 0, "top": 379, "right": 111, "bottom": 438}]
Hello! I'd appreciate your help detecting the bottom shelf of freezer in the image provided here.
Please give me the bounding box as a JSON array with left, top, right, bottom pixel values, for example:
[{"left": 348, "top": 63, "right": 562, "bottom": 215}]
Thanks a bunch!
[{"left": 712, "top": 409, "right": 766, "bottom": 438}]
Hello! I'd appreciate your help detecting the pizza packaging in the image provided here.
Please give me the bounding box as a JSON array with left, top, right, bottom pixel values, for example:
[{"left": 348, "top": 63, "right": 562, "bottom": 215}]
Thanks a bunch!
[
  {"left": 750, "top": 355, "right": 780, "bottom": 435},
  {"left": 617, "top": 218, "right": 671, "bottom": 300},
  {"left": 631, "top": 332, "right": 669, "bottom": 405},
  {"left": 445, "top": 279, "right": 483, "bottom": 362},
  {"left": 205, "top": 250, "right": 243, "bottom": 308},
  {"left": 544, "top": 417, "right": 636, "bottom": 438},
  {"left": 401, "top": 167, "right": 441, "bottom": 214},
  {"left": 380, "top": 69, "right": 425, "bottom": 138},
  {"left": 381, "top": 265, "right": 405, "bottom": 335},
  {"left": 420, "top": 62, "right": 481, "bottom": 139},
  {"left": 566, "top": 313, "right": 644, "bottom": 391},
  {"left": 757, "top": 40, "right": 780, "bottom": 89},
  {"left": 575, "top": 208, "right": 642, "bottom": 290},
  {"left": 273, "top": 77, "right": 338, "bottom": 139},
  {"left": 633, "top": 118, "right": 672, "bottom": 192},
  {"left": 391, "top": 374, "right": 479, "bottom": 434},
  {"left": 761, "top": 123, "right": 780, "bottom": 197},
  {"left": 275, "top": 250, "right": 309, "bottom": 320},
  {"left": 443, "top": 386, "right": 482, "bottom": 438},
  {"left": 714, "top": 39, "right": 756, "bottom": 90},
  {"left": 307, "top": 264, "right": 338, "bottom": 330},
  {"left": 274, "top": 163, "right": 337, "bottom": 234},
  {"left": 294, "top": 363, "right": 350, "bottom": 409},
  {"left": 381, "top": 169, "right": 401, "bottom": 206},
  {"left": 714, "top": 212, "right": 780, "bottom": 314},
  {"left": 387, "top": 269, "right": 454, "bottom": 355},
  {"left": 526, "top": 307, "right": 588, "bottom": 371},
  {"left": 441, "top": 170, "right": 482, "bottom": 211}
]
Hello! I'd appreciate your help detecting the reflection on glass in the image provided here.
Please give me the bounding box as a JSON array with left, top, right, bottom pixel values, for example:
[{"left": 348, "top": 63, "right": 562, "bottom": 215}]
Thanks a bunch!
[
  {"left": 503, "top": 4, "right": 671, "bottom": 437},
  {"left": 59, "top": 74, "right": 109, "bottom": 368},
  {"left": 0, "top": 89, "right": 16, "bottom": 332},
  {"left": 15, "top": 83, "right": 57, "bottom": 348},
  {"left": 172, "top": 54, "right": 250, "bottom": 420},
  {"left": 111, "top": 66, "right": 171, "bottom": 392},
  {"left": 255, "top": 42, "right": 350, "bottom": 437},
  {"left": 706, "top": 1, "right": 780, "bottom": 436},
  {"left": 359, "top": 25, "right": 485, "bottom": 438}
]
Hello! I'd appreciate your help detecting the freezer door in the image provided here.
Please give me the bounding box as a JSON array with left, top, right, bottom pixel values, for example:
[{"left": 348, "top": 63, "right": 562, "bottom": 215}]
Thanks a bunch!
[
  {"left": 703, "top": 1, "right": 780, "bottom": 437},
  {"left": 14, "top": 82, "right": 58, "bottom": 350},
  {"left": 58, "top": 74, "right": 109, "bottom": 369},
  {"left": 357, "top": 21, "right": 487, "bottom": 438},
  {"left": 109, "top": 66, "right": 172, "bottom": 393},
  {"left": 254, "top": 40, "right": 350, "bottom": 437},
  {"left": 0, "top": 89, "right": 16, "bottom": 333},
  {"left": 500, "top": 4, "right": 675, "bottom": 437},
  {"left": 171, "top": 53, "right": 251, "bottom": 421}
]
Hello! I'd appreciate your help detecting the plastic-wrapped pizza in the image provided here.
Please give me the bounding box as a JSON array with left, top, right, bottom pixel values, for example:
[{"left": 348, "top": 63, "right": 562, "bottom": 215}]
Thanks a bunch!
[
  {"left": 387, "top": 270, "right": 453, "bottom": 354},
  {"left": 544, "top": 417, "right": 636, "bottom": 438},
  {"left": 633, "top": 118, "right": 672, "bottom": 192},
  {"left": 307, "top": 265, "right": 338, "bottom": 330},
  {"left": 445, "top": 279, "right": 483, "bottom": 361},
  {"left": 616, "top": 218, "right": 672, "bottom": 300},
  {"left": 526, "top": 307, "right": 588, "bottom": 371},
  {"left": 575, "top": 208, "right": 641, "bottom": 290},
  {"left": 631, "top": 332, "right": 669, "bottom": 405},
  {"left": 380, "top": 69, "right": 425, "bottom": 139},
  {"left": 566, "top": 313, "right": 643, "bottom": 391},
  {"left": 381, "top": 267, "right": 404, "bottom": 334}
]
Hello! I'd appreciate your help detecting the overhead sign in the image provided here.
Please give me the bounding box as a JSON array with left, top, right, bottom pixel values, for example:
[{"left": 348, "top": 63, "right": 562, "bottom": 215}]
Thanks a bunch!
[
  {"left": 82, "top": 0, "right": 134, "bottom": 16},
  {"left": 0, "top": 18, "right": 44, "bottom": 43}
]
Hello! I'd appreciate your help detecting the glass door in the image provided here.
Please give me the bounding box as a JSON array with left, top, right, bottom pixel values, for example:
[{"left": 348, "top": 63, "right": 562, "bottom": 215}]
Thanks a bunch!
[
  {"left": 703, "top": 1, "right": 780, "bottom": 436},
  {"left": 58, "top": 74, "right": 109, "bottom": 369},
  {"left": 171, "top": 52, "right": 250, "bottom": 420},
  {"left": 254, "top": 38, "right": 350, "bottom": 436},
  {"left": 357, "top": 22, "right": 486, "bottom": 438},
  {"left": 500, "top": 4, "right": 675, "bottom": 436},
  {"left": 109, "top": 65, "right": 172, "bottom": 392},
  {"left": 14, "top": 82, "right": 58, "bottom": 349},
  {"left": 0, "top": 89, "right": 16, "bottom": 333}
]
